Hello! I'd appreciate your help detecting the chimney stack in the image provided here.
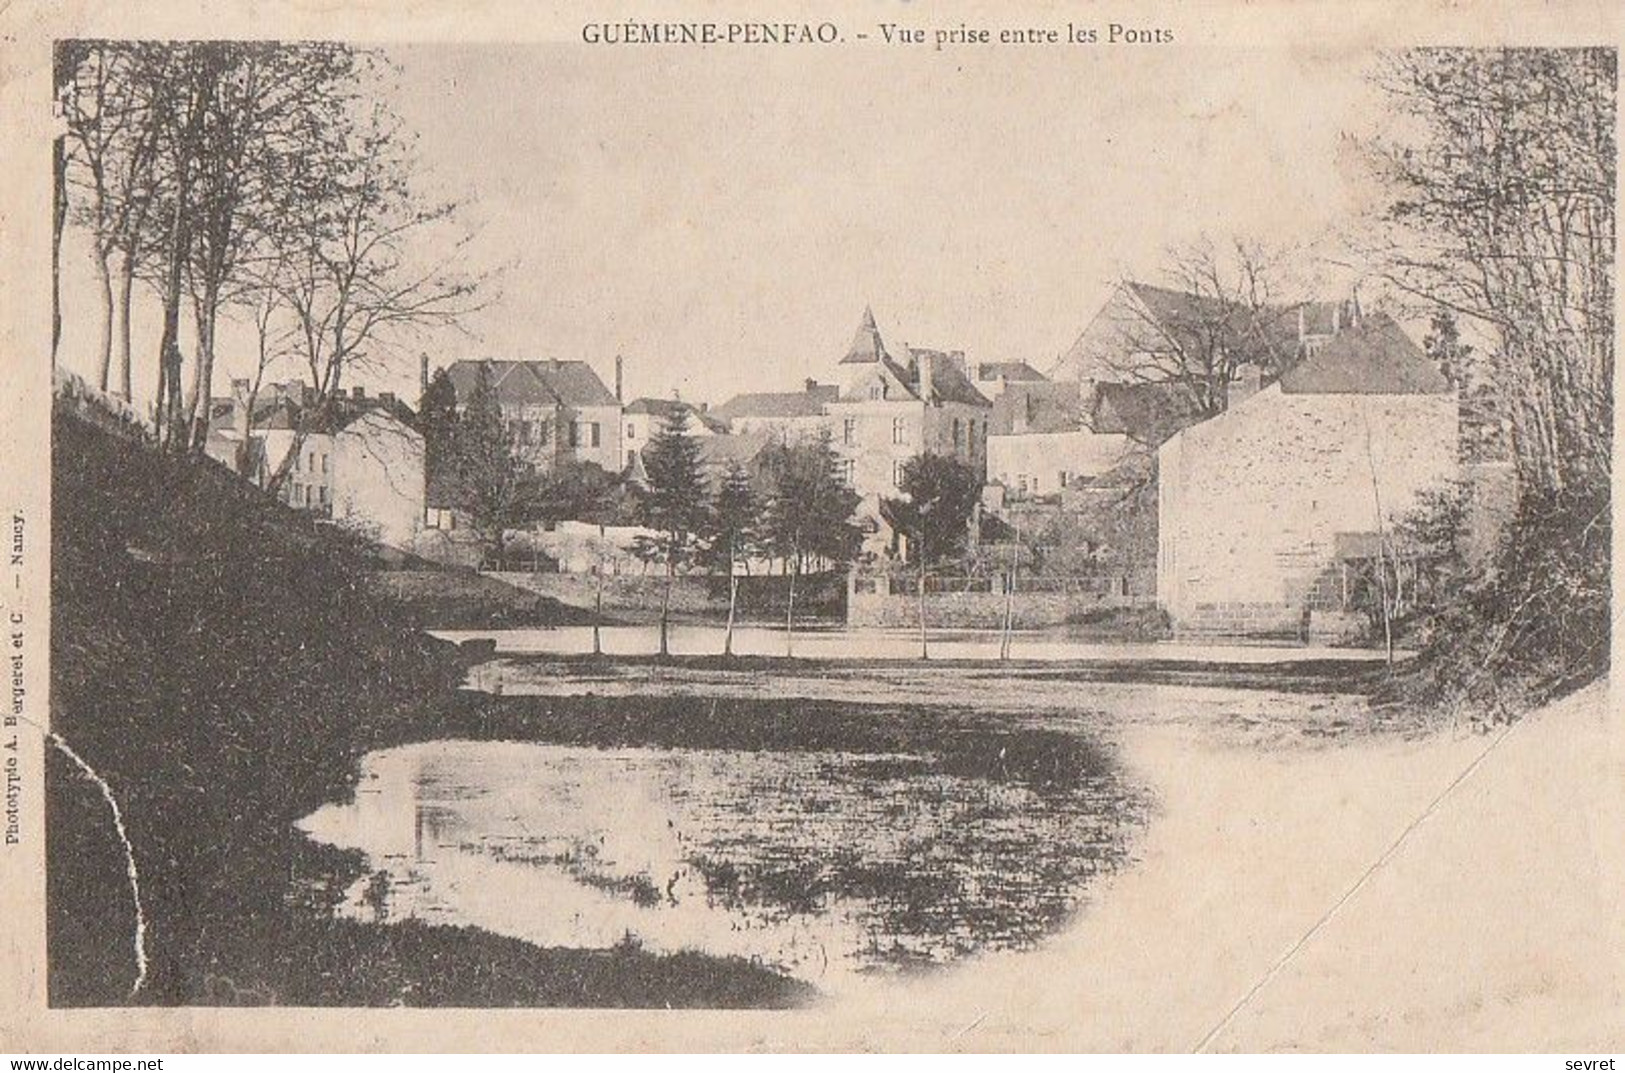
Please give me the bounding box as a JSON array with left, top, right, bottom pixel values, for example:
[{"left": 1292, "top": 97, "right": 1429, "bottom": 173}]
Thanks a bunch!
[
  {"left": 615, "top": 354, "right": 624, "bottom": 403},
  {"left": 804, "top": 378, "right": 818, "bottom": 393},
  {"left": 1229, "top": 364, "right": 1264, "bottom": 408},
  {"left": 919, "top": 353, "right": 935, "bottom": 404},
  {"left": 352, "top": 385, "right": 365, "bottom": 401}
]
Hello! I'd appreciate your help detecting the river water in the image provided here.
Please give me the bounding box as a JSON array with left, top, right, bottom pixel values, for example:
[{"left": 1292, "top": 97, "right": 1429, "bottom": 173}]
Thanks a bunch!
[{"left": 297, "top": 735, "right": 1143, "bottom": 995}]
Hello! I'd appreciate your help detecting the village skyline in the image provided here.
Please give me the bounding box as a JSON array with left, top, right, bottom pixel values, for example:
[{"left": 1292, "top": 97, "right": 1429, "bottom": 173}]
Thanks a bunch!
[{"left": 53, "top": 41, "right": 1386, "bottom": 411}]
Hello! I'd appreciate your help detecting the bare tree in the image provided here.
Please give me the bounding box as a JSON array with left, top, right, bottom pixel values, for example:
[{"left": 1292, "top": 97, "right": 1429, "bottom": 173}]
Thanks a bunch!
[
  {"left": 1370, "top": 48, "right": 1614, "bottom": 495},
  {"left": 1107, "top": 237, "right": 1304, "bottom": 417},
  {"left": 57, "top": 41, "right": 166, "bottom": 399},
  {"left": 179, "top": 42, "right": 369, "bottom": 451},
  {"left": 265, "top": 103, "right": 486, "bottom": 491}
]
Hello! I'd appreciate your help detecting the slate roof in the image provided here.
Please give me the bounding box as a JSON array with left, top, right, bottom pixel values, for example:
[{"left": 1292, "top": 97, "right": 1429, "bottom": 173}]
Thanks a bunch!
[
  {"left": 445, "top": 358, "right": 619, "bottom": 409},
  {"left": 1123, "top": 281, "right": 1305, "bottom": 370},
  {"left": 1089, "top": 381, "right": 1207, "bottom": 446},
  {"left": 623, "top": 397, "right": 729, "bottom": 433},
  {"left": 902, "top": 347, "right": 993, "bottom": 408},
  {"left": 974, "top": 361, "right": 1048, "bottom": 383},
  {"left": 713, "top": 384, "right": 840, "bottom": 421},
  {"left": 840, "top": 305, "right": 890, "bottom": 365},
  {"left": 229, "top": 393, "right": 416, "bottom": 436},
  {"left": 989, "top": 380, "right": 1083, "bottom": 435},
  {"left": 697, "top": 431, "right": 774, "bottom": 470},
  {"left": 1278, "top": 313, "right": 1451, "bottom": 396}
]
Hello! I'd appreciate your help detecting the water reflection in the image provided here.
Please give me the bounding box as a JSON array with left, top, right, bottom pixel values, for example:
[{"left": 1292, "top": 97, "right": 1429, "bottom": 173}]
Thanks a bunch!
[{"left": 298, "top": 740, "right": 1139, "bottom": 993}]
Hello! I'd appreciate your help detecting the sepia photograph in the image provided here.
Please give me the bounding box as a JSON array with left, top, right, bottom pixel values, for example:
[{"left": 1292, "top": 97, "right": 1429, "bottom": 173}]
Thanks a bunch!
[{"left": 1, "top": 0, "right": 1620, "bottom": 1056}]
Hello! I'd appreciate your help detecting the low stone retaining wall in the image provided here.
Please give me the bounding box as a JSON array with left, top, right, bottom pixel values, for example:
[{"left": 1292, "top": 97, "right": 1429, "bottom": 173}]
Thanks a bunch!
[
  {"left": 1170, "top": 601, "right": 1371, "bottom": 644},
  {"left": 487, "top": 572, "right": 724, "bottom": 615},
  {"left": 848, "top": 588, "right": 1152, "bottom": 630}
]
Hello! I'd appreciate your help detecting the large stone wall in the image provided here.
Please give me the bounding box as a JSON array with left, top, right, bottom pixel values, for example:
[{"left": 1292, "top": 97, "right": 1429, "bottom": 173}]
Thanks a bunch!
[{"left": 1157, "top": 383, "right": 1458, "bottom": 637}]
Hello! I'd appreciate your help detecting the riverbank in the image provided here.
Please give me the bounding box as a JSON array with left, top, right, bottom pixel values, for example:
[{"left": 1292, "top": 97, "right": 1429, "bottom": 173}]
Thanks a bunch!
[{"left": 47, "top": 409, "right": 809, "bottom": 1008}]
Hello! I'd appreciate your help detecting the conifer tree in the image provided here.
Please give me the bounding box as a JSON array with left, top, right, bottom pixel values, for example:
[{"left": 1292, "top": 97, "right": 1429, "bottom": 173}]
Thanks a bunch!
[{"left": 632, "top": 410, "right": 710, "bottom": 656}]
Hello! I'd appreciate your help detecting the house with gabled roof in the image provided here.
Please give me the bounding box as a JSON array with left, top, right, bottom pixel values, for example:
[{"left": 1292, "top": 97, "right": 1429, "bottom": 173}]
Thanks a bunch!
[
  {"left": 825, "top": 306, "right": 992, "bottom": 508},
  {"left": 1156, "top": 311, "right": 1460, "bottom": 639},
  {"left": 712, "top": 380, "right": 841, "bottom": 441},
  {"left": 443, "top": 358, "right": 622, "bottom": 474},
  {"left": 620, "top": 396, "right": 726, "bottom": 475},
  {"left": 1053, "top": 280, "right": 1321, "bottom": 388},
  {"left": 203, "top": 378, "right": 425, "bottom": 549}
]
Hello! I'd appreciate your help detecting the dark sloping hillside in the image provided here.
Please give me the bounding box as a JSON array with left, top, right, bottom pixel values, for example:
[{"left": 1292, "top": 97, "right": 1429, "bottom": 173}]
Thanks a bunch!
[{"left": 48, "top": 406, "right": 806, "bottom": 1008}]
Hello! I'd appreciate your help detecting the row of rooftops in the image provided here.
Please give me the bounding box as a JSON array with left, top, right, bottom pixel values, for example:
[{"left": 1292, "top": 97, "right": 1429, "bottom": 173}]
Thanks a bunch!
[{"left": 211, "top": 285, "right": 1448, "bottom": 452}]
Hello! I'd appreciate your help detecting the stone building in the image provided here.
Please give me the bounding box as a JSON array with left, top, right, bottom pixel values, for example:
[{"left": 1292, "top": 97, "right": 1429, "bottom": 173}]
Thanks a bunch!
[
  {"left": 1156, "top": 313, "right": 1458, "bottom": 639},
  {"left": 443, "top": 358, "right": 622, "bottom": 473},
  {"left": 204, "top": 380, "right": 425, "bottom": 550},
  {"left": 825, "top": 307, "right": 992, "bottom": 502}
]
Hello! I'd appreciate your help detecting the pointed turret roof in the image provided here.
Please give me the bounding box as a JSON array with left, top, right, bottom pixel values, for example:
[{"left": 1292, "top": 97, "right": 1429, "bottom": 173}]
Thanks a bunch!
[{"left": 840, "top": 305, "right": 889, "bottom": 364}]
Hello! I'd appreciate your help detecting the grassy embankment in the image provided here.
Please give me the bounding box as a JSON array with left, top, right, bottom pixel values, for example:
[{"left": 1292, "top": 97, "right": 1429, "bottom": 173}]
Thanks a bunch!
[{"left": 48, "top": 407, "right": 809, "bottom": 1008}]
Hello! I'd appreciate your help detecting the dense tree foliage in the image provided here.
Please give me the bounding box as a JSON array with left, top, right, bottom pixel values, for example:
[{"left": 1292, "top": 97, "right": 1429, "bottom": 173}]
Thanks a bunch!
[
  {"left": 631, "top": 410, "right": 712, "bottom": 655},
  {"left": 884, "top": 452, "right": 984, "bottom": 566}
]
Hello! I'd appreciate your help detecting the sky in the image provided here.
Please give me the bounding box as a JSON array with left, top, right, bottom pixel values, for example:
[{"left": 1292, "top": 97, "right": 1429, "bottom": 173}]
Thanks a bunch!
[{"left": 56, "top": 39, "right": 1387, "bottom": 410}]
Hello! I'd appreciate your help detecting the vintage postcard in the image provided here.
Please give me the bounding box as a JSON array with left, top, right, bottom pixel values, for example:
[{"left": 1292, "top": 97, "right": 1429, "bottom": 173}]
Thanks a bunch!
[{"left": 0, "top": 0, "right": 1620, "bottom": 1054}]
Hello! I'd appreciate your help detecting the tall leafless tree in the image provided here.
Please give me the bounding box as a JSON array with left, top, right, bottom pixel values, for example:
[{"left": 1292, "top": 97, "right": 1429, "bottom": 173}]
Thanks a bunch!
[
  {"left": 263, "top": 101, "right": 487, "bottom": 491},
  {"left": 1370, "top": 48, "right": 1615, "bottom": 495},
  {"left": 1107, "top": 237, "right": 1304, "bottom": 417},
  {"left": 57, "top": 41, "right": 166, "bottom": 399}
]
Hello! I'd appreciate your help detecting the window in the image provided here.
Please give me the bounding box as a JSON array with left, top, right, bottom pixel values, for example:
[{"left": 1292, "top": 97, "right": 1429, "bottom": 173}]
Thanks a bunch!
[
  {"left": 869, "top": 385, "right": 883, "bottom": 400},
  {"left": 952, "top": 418, "right": 961, "bottom": 450},
  {"left": 322, "top": 453, "right": 331, "bottom": 475},
  {"left": 590, "top": 422, "right": 601, "bottom": 447},
  {"left": 538, "top": 422, "right": 551, "bottom": 445},
  {"left": 627, "top": 422, "right": 636, "bottom": 440},
  {"left": 892, "top": 460, "right": 907, "bottom": 488},
  {"left": 626, "top": 449, "right": 638, "bottom": 470},
  {"left": 838, "top": 459, "right": 855, "bottom": 485},
  {"left": 892, "top": 417, "right": 907, "bottom": 445},
  {"left": 1059, "top": 471, "right": 1070, "bottom": 489},
  {"left": 568, "top": 422, "right": 580, "bottom": 447},
  {"left": 843, "top": 418, "right": 856, "bottom": 446}
]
